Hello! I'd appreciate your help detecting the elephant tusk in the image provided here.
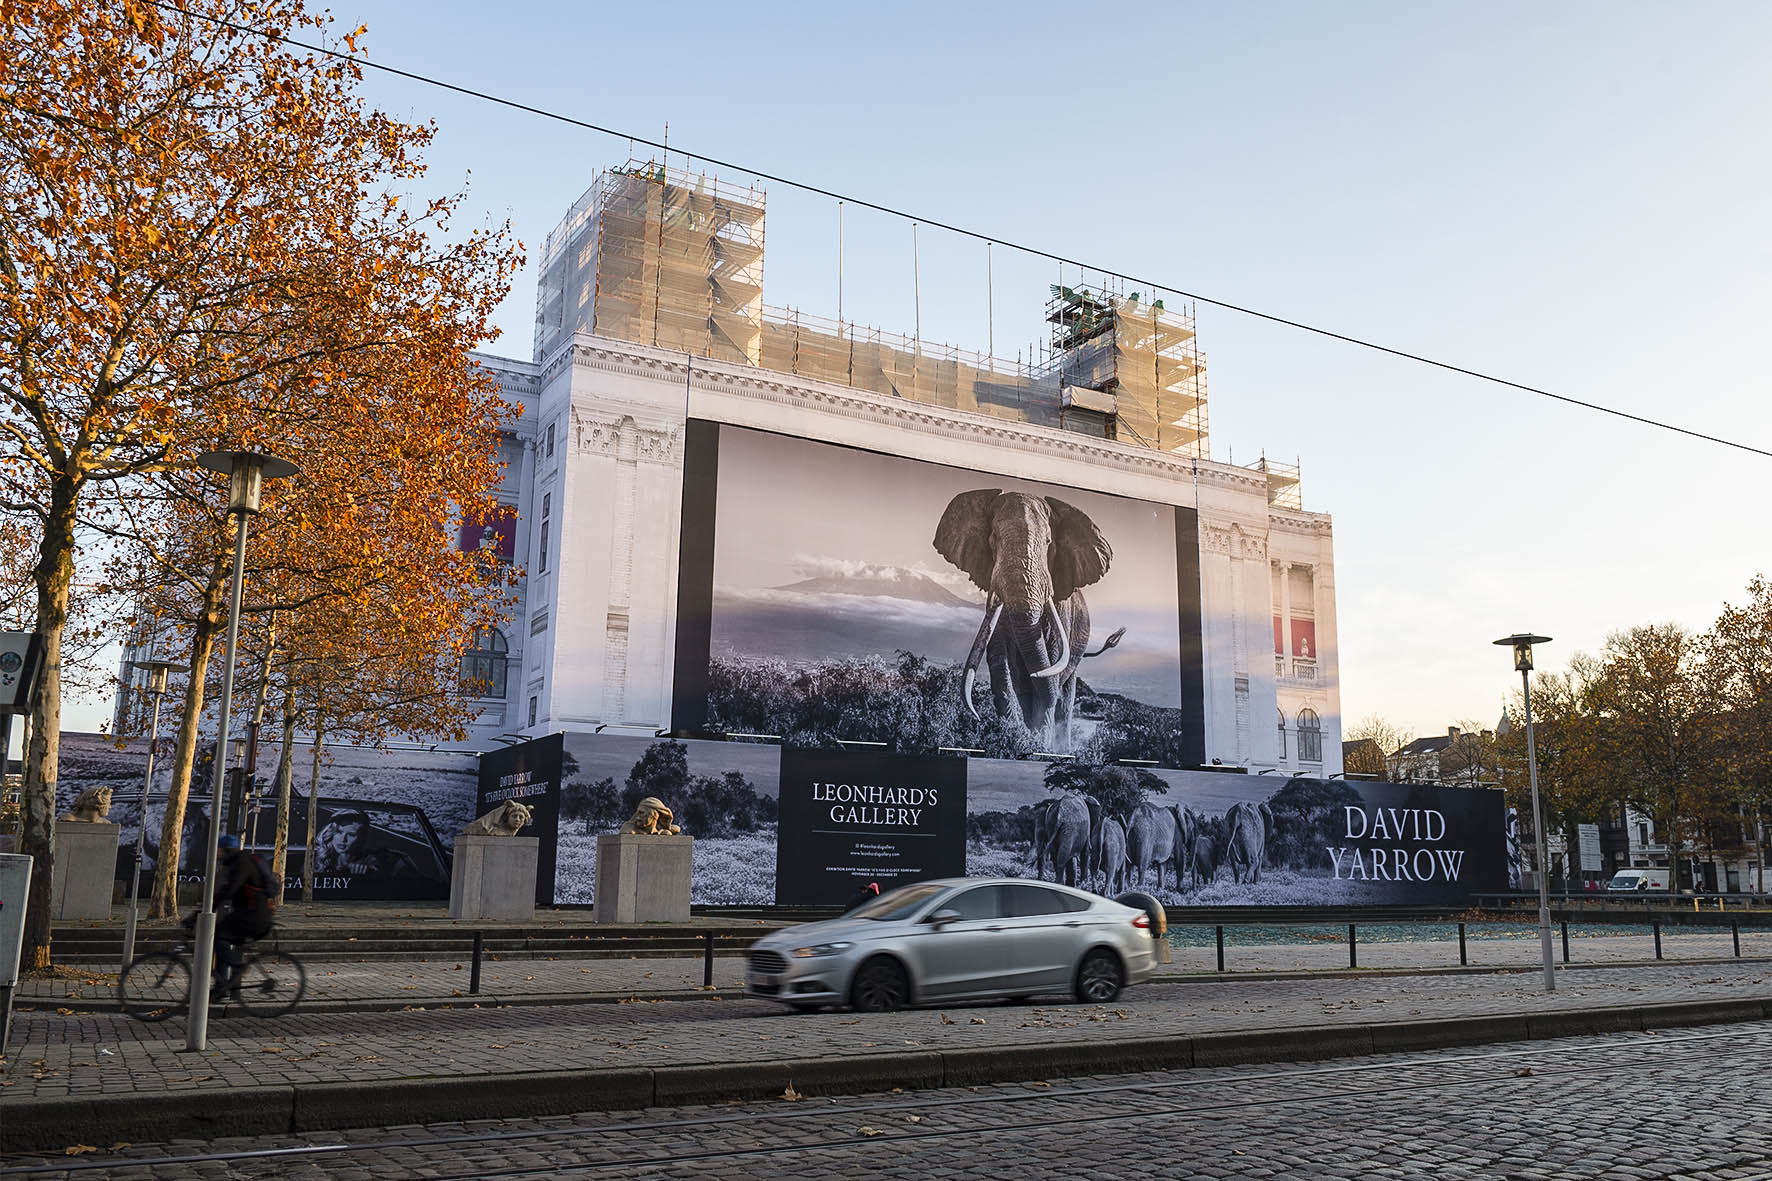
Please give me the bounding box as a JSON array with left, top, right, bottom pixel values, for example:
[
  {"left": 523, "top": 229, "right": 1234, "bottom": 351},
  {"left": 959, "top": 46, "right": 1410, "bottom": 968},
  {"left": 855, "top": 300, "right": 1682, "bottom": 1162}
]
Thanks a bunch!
[
  {"left": 1030, "top": 597, "right": 1070, "bottom": 678},
  {"left": 962, "top": 598, "right": 1001, "bottom": 720}
]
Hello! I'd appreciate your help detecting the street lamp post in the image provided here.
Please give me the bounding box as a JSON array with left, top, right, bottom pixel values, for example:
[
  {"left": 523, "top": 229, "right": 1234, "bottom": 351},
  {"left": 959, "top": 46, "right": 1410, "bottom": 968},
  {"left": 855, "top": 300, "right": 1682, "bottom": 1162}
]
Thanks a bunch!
[
  {"left": 187, "top": 450, "right": 297, "bottom": 1052},
  {"left": 121, "top": 659, "right": 182, "bottom": 969},
  {"left": 1495, "top": 633, "right": 1555, "bottom": 993}
]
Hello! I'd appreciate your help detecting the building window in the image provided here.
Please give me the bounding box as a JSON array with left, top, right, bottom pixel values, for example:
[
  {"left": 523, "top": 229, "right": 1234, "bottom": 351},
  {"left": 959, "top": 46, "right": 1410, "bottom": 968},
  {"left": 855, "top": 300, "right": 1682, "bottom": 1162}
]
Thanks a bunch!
[
  {"left": 459, "top": 628, "right": 509, "bottom": 699},
  {"left": 1297, "top": 708, "right": 1322, "bottom": 763},
  {"left": 527, "top": 696, "right": 538, "bottom": 727},
  {"left": 538, "top": 492, "right": 551, "bottom": 574},
  {"left": 546, "top": 422, "right": 556, "bottom": 459},
  {"left": 1277, "top": 709, "right": 1287, "bottom": 759}
]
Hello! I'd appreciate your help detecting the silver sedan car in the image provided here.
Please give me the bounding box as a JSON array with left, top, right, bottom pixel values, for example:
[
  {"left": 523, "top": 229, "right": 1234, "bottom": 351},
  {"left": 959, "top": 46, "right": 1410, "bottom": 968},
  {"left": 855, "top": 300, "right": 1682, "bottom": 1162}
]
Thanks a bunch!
[{"left": 744, "top": 877, "right": 1158, "bottom": 1012}]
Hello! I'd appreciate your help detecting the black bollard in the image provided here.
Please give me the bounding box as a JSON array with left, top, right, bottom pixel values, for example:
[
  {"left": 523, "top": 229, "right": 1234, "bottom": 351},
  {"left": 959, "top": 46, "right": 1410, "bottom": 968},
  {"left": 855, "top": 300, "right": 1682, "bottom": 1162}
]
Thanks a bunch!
[
  {"left": 1653, "top": 921, "right": 1662, "bottom": 960},
  {"left": 470, "top": 931, "right": 484, "bottom": 995},
  {"left": 1561, "top": 920, "right": 1570, "bottom": 963},
  {"left": 1348, "top": 924, "right": 1357, "bottom": 969},
  {"left": 1215, "top": 925, "right": 1225, "bottom": 973},
  {"left": 1733, "top": 922, "right": 1741, "bottom": 958},
  {"left": 1458, "top": 922, "right": 1467, "bottom": 966},
  {"left": 704, "top": 929, "right": 714, "bottom": 987}
]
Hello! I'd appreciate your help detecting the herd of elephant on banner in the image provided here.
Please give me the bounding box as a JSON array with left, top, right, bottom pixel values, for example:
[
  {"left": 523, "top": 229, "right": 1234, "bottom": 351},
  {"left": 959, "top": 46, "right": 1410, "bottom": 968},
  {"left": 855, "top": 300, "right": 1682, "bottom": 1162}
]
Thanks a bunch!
[{"left": 1031, "top": 793, "right": 1273, "bottom": 895}]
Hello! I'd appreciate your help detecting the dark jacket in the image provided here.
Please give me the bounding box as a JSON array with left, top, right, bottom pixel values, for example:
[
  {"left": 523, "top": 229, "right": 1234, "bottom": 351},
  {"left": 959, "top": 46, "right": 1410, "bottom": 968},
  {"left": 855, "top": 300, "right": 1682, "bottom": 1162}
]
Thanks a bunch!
[{"left": 219, "top": 850, "right": 274, "bottom": 937}]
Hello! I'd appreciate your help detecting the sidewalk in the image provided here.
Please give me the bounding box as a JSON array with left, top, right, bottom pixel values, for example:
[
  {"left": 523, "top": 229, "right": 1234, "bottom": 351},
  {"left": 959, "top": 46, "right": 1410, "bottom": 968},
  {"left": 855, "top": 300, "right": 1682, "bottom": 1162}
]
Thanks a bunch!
[{"left": 5, "top": 958, "right": 1771, "bottom": 1153}]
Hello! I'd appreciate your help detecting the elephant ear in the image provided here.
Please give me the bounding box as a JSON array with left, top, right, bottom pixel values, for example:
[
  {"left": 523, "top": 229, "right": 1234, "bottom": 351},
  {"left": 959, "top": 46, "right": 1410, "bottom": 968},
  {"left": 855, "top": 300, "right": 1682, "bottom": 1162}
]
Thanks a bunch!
[
  {"left": 1044, "top": 496, "right": 1112, "bottom": 600},
  {"left": 1259, "top": 801, "right": 1275, "bottom": 834},
  {"left": 933, "top": 489, "right": 1002, "bottom": 593},
  {"left": 1085, "top": 794, "right": 1103, "bottom": 835}
]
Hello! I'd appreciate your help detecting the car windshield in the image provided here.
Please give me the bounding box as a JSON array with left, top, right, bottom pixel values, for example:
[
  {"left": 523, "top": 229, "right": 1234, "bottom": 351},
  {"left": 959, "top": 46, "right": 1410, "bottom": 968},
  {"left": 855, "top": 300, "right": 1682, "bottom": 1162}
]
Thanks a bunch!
[
  {"left": 849, "top": 882, "right": 949, "bottom": 922},
  {"left": 1609, "top": 875, "right": 1640, "bottom": 886}
]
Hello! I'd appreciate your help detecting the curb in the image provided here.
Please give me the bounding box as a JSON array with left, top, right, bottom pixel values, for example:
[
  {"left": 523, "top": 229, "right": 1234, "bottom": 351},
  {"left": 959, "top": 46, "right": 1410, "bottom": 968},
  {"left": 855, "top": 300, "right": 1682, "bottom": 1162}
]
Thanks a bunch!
[{"left": 3, "top": 995, "right": 1768, "bottom": 1154}]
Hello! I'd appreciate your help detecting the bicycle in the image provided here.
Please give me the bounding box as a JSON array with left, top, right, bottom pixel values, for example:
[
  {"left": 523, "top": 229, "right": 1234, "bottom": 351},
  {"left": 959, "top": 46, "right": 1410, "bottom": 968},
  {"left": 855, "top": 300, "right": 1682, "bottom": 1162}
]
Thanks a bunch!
[{"left": 118, "top": 937, "right": 307, "bottom": 1022}]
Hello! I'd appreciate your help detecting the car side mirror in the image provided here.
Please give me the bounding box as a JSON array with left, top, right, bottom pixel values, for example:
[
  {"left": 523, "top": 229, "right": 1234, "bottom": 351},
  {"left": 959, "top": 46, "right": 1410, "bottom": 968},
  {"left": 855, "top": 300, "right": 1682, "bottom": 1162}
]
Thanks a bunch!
[{"left": 926, "top": 909, "right": 961, "bottom": 926}]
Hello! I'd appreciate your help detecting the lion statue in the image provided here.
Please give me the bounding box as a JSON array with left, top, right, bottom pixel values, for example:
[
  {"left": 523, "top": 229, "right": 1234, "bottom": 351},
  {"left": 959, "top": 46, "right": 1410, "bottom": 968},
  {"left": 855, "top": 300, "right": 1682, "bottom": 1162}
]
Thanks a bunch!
[
  {"left": 619, "top": 796, "right": 681, "bottom": 836},
  {"left": 60, "top": 786, "right": 113, "bottom": 823},
  {"left": 461, "top": 799, "right": 535, "bottom": 838}
]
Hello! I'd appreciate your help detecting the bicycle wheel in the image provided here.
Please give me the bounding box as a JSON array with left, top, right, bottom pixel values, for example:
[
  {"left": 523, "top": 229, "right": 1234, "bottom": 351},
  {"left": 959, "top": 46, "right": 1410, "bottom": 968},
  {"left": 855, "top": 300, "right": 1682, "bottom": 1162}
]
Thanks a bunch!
[
  {"left": 118, "top": 952, "right": 191, "bottom": 1022},
  {"left": 234, "top": 949, "right": 306, "bottom": 1018}
]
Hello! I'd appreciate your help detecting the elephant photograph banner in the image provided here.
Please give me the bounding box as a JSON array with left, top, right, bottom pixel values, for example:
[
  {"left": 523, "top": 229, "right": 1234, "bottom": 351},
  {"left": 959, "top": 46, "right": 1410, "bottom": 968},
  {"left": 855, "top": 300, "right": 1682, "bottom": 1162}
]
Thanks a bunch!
[
  {"left": 476, "top": 734, "right": 564, "bottom": 905},
  {"left": 672, "top": 421, "right": 1205, "bottom": 769},
  {"left": 775, "top": 748, "right": 968, "bottom": 906},
  {"left": 530, "top": 731, "right": 1507, "bottom": 910}
]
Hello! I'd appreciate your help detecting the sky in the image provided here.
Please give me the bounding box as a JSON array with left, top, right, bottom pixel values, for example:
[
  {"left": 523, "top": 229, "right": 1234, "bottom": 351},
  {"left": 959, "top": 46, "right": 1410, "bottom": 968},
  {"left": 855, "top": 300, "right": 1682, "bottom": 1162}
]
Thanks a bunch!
[{"left": 52, "top": 1, "right": 1772, "bottom": 741}]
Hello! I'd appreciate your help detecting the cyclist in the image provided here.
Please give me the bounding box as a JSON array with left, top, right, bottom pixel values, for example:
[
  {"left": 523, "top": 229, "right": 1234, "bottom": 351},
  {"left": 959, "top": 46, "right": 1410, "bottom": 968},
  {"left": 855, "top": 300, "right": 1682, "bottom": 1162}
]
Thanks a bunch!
[{"left": 195, "top": 833, "right": 276, "bottom": 998}]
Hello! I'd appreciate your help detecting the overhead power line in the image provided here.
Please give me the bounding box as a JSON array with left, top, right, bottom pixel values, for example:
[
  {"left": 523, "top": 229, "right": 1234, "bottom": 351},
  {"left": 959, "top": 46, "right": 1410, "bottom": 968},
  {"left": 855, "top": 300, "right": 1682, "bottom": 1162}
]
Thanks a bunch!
[{"left": 146, "top": 1, "right": 1771, "bottom": 460}]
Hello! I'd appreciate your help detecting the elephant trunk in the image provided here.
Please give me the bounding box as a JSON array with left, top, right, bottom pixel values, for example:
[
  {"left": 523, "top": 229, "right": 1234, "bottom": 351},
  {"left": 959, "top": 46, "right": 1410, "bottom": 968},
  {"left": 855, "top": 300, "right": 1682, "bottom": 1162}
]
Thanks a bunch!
[
  {"left": 1030, "top": 597, "right": 1070, "bottom": 678},
  {"left": 961, "top": 597, "right": 1001, "bottom": 722},
  {"left": 1004, "top": 601, "right": 1054, "bottom": 684}
]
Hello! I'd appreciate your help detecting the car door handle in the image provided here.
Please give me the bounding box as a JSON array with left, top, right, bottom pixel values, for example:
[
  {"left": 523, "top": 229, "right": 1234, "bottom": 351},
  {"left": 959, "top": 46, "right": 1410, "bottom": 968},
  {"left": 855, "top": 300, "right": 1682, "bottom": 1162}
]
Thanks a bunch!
[
  {"left": 1063, "top": 921, "right": 1081, "bottom": 927},
  {"left": 986, "top": 925, "right": 1003, "bottom": 932}
]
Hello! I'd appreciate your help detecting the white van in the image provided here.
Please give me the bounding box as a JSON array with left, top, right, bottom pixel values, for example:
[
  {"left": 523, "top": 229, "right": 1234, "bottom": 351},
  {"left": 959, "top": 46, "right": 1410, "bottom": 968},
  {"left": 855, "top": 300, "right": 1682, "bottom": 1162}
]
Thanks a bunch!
[{"left": 1607, "top": 868, "right": 1669, "bottom": 892}]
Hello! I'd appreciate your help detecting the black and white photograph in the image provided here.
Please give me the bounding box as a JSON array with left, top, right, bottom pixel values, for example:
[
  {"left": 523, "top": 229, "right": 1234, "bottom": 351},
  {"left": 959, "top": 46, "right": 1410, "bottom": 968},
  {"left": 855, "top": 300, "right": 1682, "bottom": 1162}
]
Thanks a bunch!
[
  {"left": 550, "top": 732, "right": 781, "bottom": 906},
  {"left": 962, "top": 759, "right": 1508, "bottom": 906},
  {"left": 690, "top": 423, "right": 1195, "bottom": 764},
  {"left": 53, "top": 731, "right": 478, "bottom": 900}
]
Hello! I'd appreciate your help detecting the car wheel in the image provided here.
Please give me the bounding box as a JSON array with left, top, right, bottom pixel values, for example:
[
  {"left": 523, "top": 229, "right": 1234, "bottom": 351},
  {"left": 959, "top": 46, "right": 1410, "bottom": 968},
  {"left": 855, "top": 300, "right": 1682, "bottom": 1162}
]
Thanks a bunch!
[
  {"left": 1074, "top": 948, "right": 1123, "bottom": 1004},
  {"left": 850, "top": 957, "right": 910, "bottom": 1013}
]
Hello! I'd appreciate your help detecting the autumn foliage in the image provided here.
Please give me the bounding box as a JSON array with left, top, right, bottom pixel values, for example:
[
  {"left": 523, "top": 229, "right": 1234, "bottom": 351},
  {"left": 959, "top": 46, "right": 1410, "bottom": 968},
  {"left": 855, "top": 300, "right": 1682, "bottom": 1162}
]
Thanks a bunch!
[{"left": 0, "top": 0, "right": 520, "bottom": 961}]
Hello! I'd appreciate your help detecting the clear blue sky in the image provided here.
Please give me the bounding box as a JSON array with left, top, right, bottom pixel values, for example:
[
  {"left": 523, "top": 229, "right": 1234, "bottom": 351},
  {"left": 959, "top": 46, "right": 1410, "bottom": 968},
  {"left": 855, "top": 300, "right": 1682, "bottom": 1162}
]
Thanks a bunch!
[{"left": 61, "top": 1, "right": 1772, "bottom": 739}]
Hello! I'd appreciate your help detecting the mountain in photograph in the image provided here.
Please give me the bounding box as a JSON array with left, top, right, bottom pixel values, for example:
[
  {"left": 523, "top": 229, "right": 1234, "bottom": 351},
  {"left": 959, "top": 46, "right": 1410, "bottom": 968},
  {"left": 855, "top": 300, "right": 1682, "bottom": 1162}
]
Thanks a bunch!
[{"left": 770, "top": 559, "right": 979, "bottom": 607}]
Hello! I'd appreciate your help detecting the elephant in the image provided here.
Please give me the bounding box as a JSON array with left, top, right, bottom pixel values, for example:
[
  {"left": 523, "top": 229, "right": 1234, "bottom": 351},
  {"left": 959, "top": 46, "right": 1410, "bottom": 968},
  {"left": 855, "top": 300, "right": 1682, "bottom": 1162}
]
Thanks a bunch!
[
  {"left": 1189, "top": 832, "right": 1218, "bottom": 887},
  {"left": 1223, "top": 801, "right": 1274, "bottom": 885},
  {"left": 1096, "top": 815, "right": 1128, "bottom": 895},
  {"left": 934, "top": 489, "right": 1124, "bottom": 753},
  {"left": 1125, "top": 800, "right": 1181, "bottom": 890},
  {"left": 1033, "top": 792, "right": 1093, "bottom": 887}
]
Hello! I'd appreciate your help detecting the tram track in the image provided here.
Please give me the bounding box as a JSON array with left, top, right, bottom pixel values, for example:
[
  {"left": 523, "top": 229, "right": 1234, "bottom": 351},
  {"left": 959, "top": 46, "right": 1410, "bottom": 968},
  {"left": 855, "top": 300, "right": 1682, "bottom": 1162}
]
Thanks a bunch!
[{"left": 12, "top": 1023, "right": 1772, "bottom": 1178}]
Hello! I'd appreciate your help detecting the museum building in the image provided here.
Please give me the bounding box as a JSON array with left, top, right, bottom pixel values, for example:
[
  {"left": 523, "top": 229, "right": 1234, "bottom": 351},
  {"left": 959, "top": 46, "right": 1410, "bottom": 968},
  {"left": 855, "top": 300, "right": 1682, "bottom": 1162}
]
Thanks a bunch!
[{"left": 450, "top": 161, "right": 1342, "bottom": 775}]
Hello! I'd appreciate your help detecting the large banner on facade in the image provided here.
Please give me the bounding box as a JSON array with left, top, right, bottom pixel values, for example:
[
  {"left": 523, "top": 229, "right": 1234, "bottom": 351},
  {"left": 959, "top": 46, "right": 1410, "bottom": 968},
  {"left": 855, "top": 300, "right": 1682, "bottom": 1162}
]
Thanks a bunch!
[
  {"left": 672, "top": 421, "right": 1206, "bottom": 770},
  {"left": 528, "top": 731, "right": 1508, "bottom": 908},
  {"left": 475, "top": 733, "right": 565, "bottom": 906},
  {"left": 54, "top": 731, "right": 479, "bottom": 901},
  {"left": 775, "top": 749, "right": 967, "bottom": 905}
]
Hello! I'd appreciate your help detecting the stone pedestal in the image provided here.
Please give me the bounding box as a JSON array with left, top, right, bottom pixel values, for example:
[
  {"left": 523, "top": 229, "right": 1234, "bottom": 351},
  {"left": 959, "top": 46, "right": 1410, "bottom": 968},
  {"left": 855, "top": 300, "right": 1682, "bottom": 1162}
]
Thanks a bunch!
[
  {"left": 449, "top": 835, "right": 539, "bottom": 922},
  {"left": 51, "top": 820, "right": 120, "bottom": 921},
  {"left": 594, "top": 834, "right": 692, "bottom": 923}
]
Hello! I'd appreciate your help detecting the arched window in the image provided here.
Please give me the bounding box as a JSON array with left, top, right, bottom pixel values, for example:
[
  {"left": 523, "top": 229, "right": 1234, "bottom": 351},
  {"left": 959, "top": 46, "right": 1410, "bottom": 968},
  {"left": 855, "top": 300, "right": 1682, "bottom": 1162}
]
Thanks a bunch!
[
  {"left": 461, "top": 628, "right": 509, "bottom": 699},
  {"left": 1277, "top": 709, "right": 1287, "bottom": 759},
  {"left": 1297, "top": 708, "right": 1322, "bottom": 763}
]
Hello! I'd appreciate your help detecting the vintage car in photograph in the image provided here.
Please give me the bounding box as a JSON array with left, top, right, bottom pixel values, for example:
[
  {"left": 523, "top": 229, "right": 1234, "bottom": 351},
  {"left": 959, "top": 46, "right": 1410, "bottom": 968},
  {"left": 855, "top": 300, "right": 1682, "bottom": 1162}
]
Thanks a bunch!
[{"left": 744, "top": 877, "right": 1160, "bottom": 1012}]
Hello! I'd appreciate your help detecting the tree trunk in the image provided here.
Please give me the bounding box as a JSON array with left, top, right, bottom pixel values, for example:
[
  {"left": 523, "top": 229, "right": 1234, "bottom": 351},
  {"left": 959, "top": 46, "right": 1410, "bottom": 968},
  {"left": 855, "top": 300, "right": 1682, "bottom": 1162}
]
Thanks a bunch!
[
  {"left": 147, "top": 559, "right": 227, "bottom": 921},
  {"left": 303, "top": 719, "right": 324, "bottom": 902},
  {"left": 271, "top": 689, "right": 296, "bottom": 905},
  {"left": 19, "top": 475, "right": 77, "bottom": 969},
  {"left": 1756, "top": 806, "right": 1765, "bottom": 894}
]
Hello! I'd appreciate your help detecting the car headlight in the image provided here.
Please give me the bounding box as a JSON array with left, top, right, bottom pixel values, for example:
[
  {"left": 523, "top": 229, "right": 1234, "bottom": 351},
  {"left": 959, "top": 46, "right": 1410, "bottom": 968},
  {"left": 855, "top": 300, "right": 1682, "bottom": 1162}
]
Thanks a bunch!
[{"left": 791, "top": 942, "right": 854, "bottom": 958}]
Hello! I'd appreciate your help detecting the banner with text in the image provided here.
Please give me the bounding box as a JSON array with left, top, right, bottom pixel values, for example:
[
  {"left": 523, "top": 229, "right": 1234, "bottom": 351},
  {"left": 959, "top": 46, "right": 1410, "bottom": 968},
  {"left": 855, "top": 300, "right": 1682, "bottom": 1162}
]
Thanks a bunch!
[
  {"left": 476, "top": 733, "right": 565, "bottom": 905},
  {"left": 775, "top": 749, "right": 968, "bottom": 906}
]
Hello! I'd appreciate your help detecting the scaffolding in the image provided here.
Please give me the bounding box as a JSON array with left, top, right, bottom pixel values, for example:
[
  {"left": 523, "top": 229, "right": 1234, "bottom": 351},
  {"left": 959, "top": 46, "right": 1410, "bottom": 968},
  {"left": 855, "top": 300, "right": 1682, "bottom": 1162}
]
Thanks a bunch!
[
  {"left": 534, "top": 163, "right": 765, "bottom": 366},
  {"left": 533, "top": 161, "right": 1213, "bottom": 462},
  {"left": 1246, "top": 456, "right": 1303, "bottom": 510}
]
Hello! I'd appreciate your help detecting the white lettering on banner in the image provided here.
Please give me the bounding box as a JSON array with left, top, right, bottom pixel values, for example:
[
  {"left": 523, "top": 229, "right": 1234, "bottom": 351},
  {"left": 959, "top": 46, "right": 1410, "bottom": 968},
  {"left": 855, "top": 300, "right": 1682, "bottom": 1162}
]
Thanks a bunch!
[
  {"left": 1326, "top": 846, "right": 1470, "bottom": 882},
  {"left": 1344, "top": 806, "right": 1446, "bottom": 841},
  {"left": 810, "top": 782, "right": 940, "bottom": 808},
  {"left": 828, "top": 805, "right": 923, "bottom": 827}
]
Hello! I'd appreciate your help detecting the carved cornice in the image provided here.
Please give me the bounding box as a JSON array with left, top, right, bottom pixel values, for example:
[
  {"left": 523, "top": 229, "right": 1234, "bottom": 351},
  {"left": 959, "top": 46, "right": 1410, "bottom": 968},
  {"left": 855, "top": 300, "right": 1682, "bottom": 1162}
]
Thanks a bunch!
[{"left": 568, "top": 404, "right": 684, "bottom": 465}]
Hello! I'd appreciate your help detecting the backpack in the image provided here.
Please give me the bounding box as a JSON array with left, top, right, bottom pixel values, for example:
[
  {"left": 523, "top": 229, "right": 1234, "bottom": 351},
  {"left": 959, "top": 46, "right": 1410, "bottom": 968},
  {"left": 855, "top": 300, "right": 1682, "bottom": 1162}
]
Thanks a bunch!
[{"left": 245, "top": 853, "right": 282, "bottom": 912}]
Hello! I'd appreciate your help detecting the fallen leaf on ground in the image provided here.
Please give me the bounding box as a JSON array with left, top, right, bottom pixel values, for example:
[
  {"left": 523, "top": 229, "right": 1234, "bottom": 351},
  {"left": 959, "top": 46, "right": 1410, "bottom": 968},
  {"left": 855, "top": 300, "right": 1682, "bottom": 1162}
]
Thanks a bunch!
[
  {"left": 782, "top": 1084, "right": 802, "bottom": 1101},
  {"left": 108, "top": 1143, "right": 130, "bottom": 1151},
  {"left": 1516, "top": 1067, "right": 1534, "bottom": 1077},
  {"left": 259, "top": 1046, "right": 286, "bottom": 1053},
  {"left": 64, "top": 1146, "right": 97, "bottom": 1156},
  {"left": 939, "top": 1014, "right": 954, "bottom": 1025},
  {"left": 970, "top": 1017, "right": 987, "bottom": 1025},
  {"left": 906, "top": 1115, "right": 922, "bottom": 1124},
  {"left": 55, "top": 1008, "right": 73, "bottom": 1016},
  {"left": 1028, "top": 1081, "right": 1051, "bottom": 1088},
  {"left": 859, "top": 1126, "right": 883, "bottom": 1137}
]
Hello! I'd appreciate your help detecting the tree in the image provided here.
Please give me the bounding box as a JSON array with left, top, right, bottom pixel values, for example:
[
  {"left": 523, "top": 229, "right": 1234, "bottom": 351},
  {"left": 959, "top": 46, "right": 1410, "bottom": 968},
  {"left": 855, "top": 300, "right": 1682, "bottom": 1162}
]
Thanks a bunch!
[
  {"left": 1343, "top": 715, "right": 1413, "bottom": 778},
  {"left": 0, "top": 1, "right": 519, "bottom": 961},
  {"left": 1586, "top": 624, "right": 1719, "bottom": 891},
  {"left": 623, "top": 742, "right": 692, "bottom": 815},
  {"left": 1438, "top": 720, "right": 1498, "bottom": 789},
  {"left": 1703, "top": 575, "right": 1772, "bottom": 889}
]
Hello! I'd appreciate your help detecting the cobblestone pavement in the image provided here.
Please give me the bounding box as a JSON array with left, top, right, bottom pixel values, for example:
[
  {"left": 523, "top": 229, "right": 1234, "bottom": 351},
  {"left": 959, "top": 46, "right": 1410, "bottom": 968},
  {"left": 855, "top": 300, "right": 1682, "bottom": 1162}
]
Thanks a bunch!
[
  {"left": 5, "top": 959, "right": 1771, "bottom": 1107},
  {"left": 18, "top": 926, "right": 1764, "bottom": 1007},
  {"left": 8, "top": 1020, "right": 1771, "bottom": 1178}
]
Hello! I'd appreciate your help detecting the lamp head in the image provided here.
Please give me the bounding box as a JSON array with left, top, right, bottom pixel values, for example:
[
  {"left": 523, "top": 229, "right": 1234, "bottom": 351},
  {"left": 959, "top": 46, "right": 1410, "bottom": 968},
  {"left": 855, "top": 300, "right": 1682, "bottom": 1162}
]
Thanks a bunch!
[
  {"left": 135, "top": 658, "right": 182, "bottom": 696},
  {"left": 197, "top": 450, "right": 299, "bottom": 516},
  {"left": 1494, "top": 633, "right": 1553, "bottom": 674}
]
